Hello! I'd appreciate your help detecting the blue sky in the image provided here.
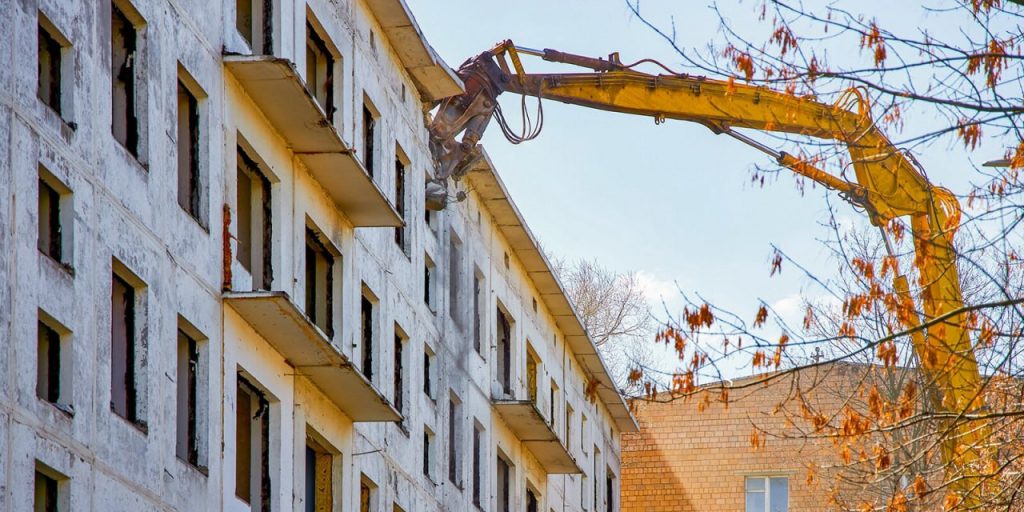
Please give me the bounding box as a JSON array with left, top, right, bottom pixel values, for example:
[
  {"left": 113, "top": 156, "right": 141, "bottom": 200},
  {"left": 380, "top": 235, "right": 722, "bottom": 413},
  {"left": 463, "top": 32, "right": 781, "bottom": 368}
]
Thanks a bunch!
[{"left": 405, "top": 0, "right": 1003, "bottom": 379}]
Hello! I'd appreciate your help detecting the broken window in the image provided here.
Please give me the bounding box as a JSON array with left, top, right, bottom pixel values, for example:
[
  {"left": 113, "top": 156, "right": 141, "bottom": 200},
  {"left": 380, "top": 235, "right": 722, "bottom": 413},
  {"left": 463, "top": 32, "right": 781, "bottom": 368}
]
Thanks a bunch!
[
  {"left": 236, "top": 146, "right": 273, "bottom": 290},
  {"left": 177, "top": 80, "right": 202, "bottom": 222},
  {"left": 304, "top": 434, "right": 333, "bottom": 512},
  {"left": 394, "top": 154, "right": 407, "bottom": 251},
  {"left": 34, "top": 464, "right": 66, "bottom": 512},
  {"left": 496, "top": 454, "right": 511, "bottom": 512},
  {"left": 393, "top": 326, "right": 405, "bottom": 415},
  {"left": 176, "top": 327, "right": 202, "bottom": 467},
  {"left": 305, "top": 19, "right": 334, "bottom": 118},
  {"left": 111, "top": 3, "right": 140, "bottom": 157},
  {"left": 424, "top": 254, "right": 435, "bottom": 310},
  {"left": 236, "top": 0, "right": 272, "bottom": 54},
  {"left": 448, "top": 395, "right": 461, "bottom": 486},
  {"left": 472, "top": 423, "right": 483, "bottom": 507},
  {"left": 36, "top": 316, "right": 65, "bottom": 405},
  {"left": 423, "top": 345, "right": 434, "bottom": 399},
  {"left": 37, "top": 171, "right": 69, "bottom": 264},
  {"left": 360, "top": 293, "right": 374, "bottom": 381},
  {"left": 110, "top": 271, "right": 141, "bottom": 424},
  {"left": 38, "top": 18, "right": 67, "bottom": 117},
  {"left": 448, "top": 232, "right": 462, "bottom": 325},
  {"left": 422, "top": 427, "right": 435, "bottom": 480},
  {"left": 304, "top": 227, "right": 334, "bottom": 338},
  {"left": 581, "top": 414, "right": 589, "bottom": 454},
  {"left": 473, "top": 272, "right": 483, "bottom": 354},
  {"left": 362, "top": 102, "right": 376, "bottom": 177},
  {"left": 593, "top": 447, "right": 601, "bottom": 511},
  {"left": 496, "top": 306, "right": 512, "bottom": 396},
  {"left": 235, "top": 375, "right": 271, "bottom": 510}
]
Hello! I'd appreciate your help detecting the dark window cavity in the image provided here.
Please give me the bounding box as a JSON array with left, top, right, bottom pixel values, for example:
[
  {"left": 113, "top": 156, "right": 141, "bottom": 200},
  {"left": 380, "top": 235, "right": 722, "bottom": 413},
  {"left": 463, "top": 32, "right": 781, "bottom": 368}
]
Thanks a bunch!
[
  {"left": 423, "top": 346, "right": 434, "bottom": 399},
  {"left": 305, "top": 20, "right": 335, "bottom": 119},
  {"left": 110, "top": 272, "right": 140, "bottom": 424},
  {"left": 472, "top": 424, "right": 482, "bottom": 506},
  {"left": 111, "top": 3, "right": 140, "bottom": 157},
  {"left": 236, "top": 0, "right": 272, "bottom": 54},
  {"left": 176, "top": 328, "right": 201, "bottom": 467},
  {"left": 36, "top": 318, "right": 63, "bottom": 404},
  {"left": 37, "top": 177, "right": 65, "bottom": 263},
  {"left": 393, "top": 328, "right": 405, "bottom": 415},
  {"left": 496, "top": 307, "right": 512, "bottom": 396},
  {"left": 34, "top": 466, "right": 66, "bottom": 512},
  {"left": 236, "top": 146, "right": 273, "bottom": 290},
  {"left": 360, "top": 293, "right": 374, "bottom": 381},
  {"left": 394, "top": 155, "right": 407, "bottom": 251},
  {"left": 448, "top": 233, "right": 462, "bottom": 325},
  {"left": 304, "top": 228, "right": 334, "bottom": 338},
  {"left": 177, "top": 80, "right": 202, "bottom": 223},
  {"left": 473, "top": 272, "right": 483, "bottom": 354},
  {"left": 37, "top": 19, "right": 66, "bottom": 117},
  {"left": 362, "top": 102, "right": 376, "bottom": 177},
  {"left": 496, "top": 455, "right": 511, "bottom": 512},
  {"left": 448, "top": 396, "right": 460, "bottom": 486},
  {"left": 235, "top": 376, "right": 271, "bottom": 511}
]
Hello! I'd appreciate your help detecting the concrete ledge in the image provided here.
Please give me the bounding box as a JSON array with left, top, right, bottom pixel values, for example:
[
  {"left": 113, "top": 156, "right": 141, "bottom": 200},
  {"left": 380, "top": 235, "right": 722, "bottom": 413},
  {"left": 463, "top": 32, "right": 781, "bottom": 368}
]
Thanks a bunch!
[
  {"left": 224, "top": 55, "right": 402, "bottom": 227},
  {"left": 493, "top": 399, "right": 581, "bottom": 474},
  {"left": 224, "top": 291, "right": 402, "bottom": 422}
]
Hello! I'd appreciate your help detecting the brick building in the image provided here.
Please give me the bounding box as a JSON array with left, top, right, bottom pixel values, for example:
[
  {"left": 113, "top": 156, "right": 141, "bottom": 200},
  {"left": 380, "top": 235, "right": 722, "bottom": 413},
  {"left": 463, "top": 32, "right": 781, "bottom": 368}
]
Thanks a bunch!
[
  {"left": 620, "top": 364, "right": 881, "bottom": 512},
  {"left": 0, "top": 1, "right": 636, "bottom": 511}
]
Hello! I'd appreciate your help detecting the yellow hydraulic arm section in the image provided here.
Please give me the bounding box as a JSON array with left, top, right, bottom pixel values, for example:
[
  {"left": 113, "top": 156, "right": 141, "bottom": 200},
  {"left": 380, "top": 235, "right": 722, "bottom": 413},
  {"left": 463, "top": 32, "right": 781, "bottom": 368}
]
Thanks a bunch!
[{"left": 428, "top": 41, "right": 988, "bottom": 503}]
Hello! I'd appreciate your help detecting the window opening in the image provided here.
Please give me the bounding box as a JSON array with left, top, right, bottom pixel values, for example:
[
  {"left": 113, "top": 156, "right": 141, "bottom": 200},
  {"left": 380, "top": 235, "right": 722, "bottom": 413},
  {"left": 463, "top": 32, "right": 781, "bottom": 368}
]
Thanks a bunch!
[
  {"left": 111, "top": 3, "right": 139, "bottom": 156},
  {"left": 236, "top": 146, "right": 273, "bottom": 289},
  {"left": 304, "top": 227, "right": 334, "bottom": 338},
  {"left": 235, "top": 376, "right": 271, "bottom": 511},
  {"left": 177, "top": 80, "right": 201, "bottom": 221},
  {"left": 360, "top": 294, "right": 374, "bottom": 381}
]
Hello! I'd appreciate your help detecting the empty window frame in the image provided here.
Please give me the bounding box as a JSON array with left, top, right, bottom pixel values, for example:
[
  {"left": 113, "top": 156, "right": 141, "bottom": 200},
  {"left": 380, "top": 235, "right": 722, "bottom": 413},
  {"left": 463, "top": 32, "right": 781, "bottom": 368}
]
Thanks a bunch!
[
  {"left": 496, "top": 306, "right": 512, "bottom": 396},
  {"left": 360, "top": 292, "right": 375, "bottom": 381},
  {"left": 423, "top": 345, "right": 435, "bottom": 400},
  {"left": 176, "top": 325, "right": 205, "bottom": 468},
  {"left": 304, "top": 433, "right": 334, "bottom": 512},
  {"left": 581, "top": 414, "right": 589, "bottom": 454},
  {"left": 448, "top": 232, "right": 462, "bottom": 325},
  {"left": 304, "top": 17, "right": 335, "bottom": 118},
  {"left": 235, "top": 375, "right": 271, "bottom": 510},
  {"left": 304, "top": 227, "right": 335, "bottom": 338},
  {"left": 423, "top": 254, "right": 435, "bottom": 311},
  {"left": 565, "top": 403, "right": 574, "bottom": 449},
  {"left": 472, "top": 271, "right": 483, "bottom": 354},
  {"left": 549, "top": 380, "right": 559, "bottom": 429},
  {"left": 526, "top": 347, "right": 540, "bottom": 406},
  {"left": 526, "top": 487, "right": 539, "bottom": 512},
  {"left": 37, "top": 313, "right": 69, "bottom": 406},
  {"left": 111, "top": 267, "right": 144, "bottom": 425},
  {"left": 605, "top": 469, "right": 615, "bottom": 512},
  {"left": 361, "top": 100, "right": 377, "bottom": 177},
  {"left": 593, "top": 447, "right": 601, "bottom": 511},
  {"left": 37, "top": 168, "right": 71, "bottom": 265},
  {"left": 496, "top": 454, "right": 511, "bottom": 512},
  {"left": 393, "top": 326, "right": 406, "bottom": 415},
  {"left": 472, "top": 423, "right": 483, "bottom": 507},
  {"left": 34, "top": 464, "right": 67, "bottom": 512},
  {"left": 393, "top": 152, "right": 407, "bottom": 251},
  {"left": 111, "top": 2, "right": 141, "bottom": 157},
  {"left": 422, "top": 427, "right": 435, "bottom": 480},
  {"left": 447, "top": 395, "right": 461, "bottom": 486},
  {"left": 38, "top": 15, "right": 70, "bottom": 118},
  {"left": 359, "top": 476, "right": 375, "bottom": 512},
  {"left": 745, "top": 476, "right": 788, "bottom": 512},
  {"left": 235, "top": 145, "right": 273, "bottom": 290},
  {"left": 236, "top": 0, "right": 272, "bottom": 54},
  {"left": 177, "top": 76, "right": 203, "bottom": 223}
]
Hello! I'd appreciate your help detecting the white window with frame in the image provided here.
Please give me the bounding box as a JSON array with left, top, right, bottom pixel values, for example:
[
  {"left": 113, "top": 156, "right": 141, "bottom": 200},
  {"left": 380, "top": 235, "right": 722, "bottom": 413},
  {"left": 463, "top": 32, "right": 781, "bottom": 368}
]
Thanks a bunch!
[{"left": 745, "top": 475, "right": 788, "bottom": 512}]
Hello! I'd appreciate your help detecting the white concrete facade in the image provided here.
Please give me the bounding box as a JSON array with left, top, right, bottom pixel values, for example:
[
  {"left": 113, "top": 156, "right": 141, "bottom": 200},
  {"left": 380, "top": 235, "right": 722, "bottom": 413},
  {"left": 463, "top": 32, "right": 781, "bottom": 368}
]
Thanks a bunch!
[{"left": 0, "top": 1, "right": 635, "bottom": 511}]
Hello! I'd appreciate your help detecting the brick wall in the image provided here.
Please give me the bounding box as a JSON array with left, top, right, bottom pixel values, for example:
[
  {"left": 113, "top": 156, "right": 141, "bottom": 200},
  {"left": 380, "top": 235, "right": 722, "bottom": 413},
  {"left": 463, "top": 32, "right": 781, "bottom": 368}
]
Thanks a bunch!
[{"left": 620, "top": 366, "right": 861, "bottom": 512}]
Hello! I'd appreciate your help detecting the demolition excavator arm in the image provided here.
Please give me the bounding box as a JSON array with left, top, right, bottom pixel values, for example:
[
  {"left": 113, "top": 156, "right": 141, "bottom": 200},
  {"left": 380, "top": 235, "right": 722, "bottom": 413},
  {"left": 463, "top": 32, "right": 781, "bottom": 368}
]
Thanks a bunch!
[{"left": 427, "top": 41, "right": 988, "bottom": 503}]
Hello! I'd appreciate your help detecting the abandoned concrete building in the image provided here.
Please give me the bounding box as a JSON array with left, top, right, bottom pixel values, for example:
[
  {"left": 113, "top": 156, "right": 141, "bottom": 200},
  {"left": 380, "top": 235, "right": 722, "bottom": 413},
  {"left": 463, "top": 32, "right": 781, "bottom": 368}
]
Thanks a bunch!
[{"left": 0, "top": 0, "right": 636, "bottom": 510}]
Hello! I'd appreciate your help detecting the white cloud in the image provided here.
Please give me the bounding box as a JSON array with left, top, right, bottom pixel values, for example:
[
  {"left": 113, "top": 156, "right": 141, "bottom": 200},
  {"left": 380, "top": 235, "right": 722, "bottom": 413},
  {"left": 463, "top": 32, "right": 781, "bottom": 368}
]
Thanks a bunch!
[{"left": 636, "top": 271, "right": 678, "bottom": 301}]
